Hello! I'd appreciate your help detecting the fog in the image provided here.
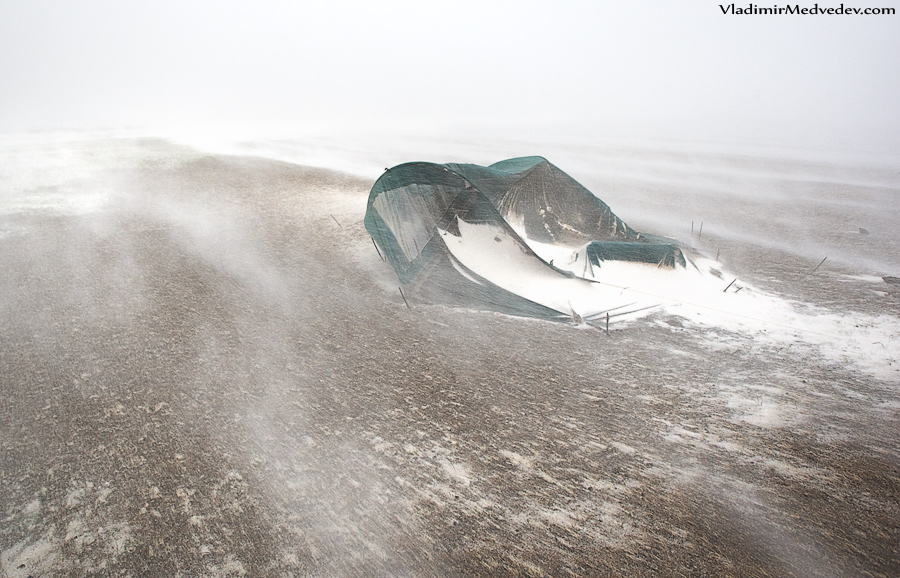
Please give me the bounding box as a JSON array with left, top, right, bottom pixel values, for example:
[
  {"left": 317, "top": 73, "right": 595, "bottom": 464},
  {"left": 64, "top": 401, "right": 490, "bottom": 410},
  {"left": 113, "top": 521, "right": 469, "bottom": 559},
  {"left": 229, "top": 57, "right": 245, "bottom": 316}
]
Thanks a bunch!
[
  {"left": 2, "top": 0, "right": 899, "bottom": 152},
  {"left": 3, "top": 3, "right": 900, "bottom": 576},
  {"left": 2, "top": 131, "right": 899, "bottom": 576}
]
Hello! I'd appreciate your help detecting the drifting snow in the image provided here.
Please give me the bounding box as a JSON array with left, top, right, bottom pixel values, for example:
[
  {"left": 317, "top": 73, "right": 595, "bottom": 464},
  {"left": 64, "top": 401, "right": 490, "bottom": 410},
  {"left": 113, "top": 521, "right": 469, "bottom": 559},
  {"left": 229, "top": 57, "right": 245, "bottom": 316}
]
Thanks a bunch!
[{"left": 447, "top": 216, "right": 900, "bottom": 382}]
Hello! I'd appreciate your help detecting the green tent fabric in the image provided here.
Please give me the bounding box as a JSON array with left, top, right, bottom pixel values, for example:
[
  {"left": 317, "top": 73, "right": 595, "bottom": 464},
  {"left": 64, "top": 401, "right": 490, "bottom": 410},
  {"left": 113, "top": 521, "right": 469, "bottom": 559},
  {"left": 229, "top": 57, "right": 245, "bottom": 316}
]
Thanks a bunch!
[{"left": 364, "top": 156, "right": 684, "bottom": 315}]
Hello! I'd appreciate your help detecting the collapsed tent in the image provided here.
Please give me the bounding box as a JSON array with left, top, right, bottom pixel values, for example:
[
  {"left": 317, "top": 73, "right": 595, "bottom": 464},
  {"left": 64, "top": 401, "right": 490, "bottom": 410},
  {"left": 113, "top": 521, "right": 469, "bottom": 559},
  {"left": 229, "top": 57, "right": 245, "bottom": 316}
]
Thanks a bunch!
[{"left": 364, "top": 156, "right": 686, "bottom": 319}]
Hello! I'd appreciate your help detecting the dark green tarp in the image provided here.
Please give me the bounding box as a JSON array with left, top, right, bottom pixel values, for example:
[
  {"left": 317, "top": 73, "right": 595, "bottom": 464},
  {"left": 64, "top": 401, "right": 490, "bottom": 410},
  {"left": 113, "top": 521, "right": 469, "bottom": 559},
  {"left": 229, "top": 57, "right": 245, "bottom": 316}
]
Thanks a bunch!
[{"left": 365, "top": 156, "right": 684, "bottom": 315}]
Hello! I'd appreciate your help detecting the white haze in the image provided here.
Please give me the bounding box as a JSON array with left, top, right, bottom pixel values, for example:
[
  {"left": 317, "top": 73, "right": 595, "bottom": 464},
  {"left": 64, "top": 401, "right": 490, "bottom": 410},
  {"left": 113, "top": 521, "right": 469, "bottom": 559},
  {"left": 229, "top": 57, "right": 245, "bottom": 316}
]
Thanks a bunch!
[
  {"left": 2, "top": 4, "right": 900, "bottom": 573},
  {"left": 168, "top": 126, "right": 900, "bottom": 277},
  {"left": 2, "top": 0, "right": 899, "bottom": 154},
  {"left": 2, "top": 129, "right": 898, "bottom": 381},
  {"left": 1, "top": 128, "right": 899, "bottom": 576}
]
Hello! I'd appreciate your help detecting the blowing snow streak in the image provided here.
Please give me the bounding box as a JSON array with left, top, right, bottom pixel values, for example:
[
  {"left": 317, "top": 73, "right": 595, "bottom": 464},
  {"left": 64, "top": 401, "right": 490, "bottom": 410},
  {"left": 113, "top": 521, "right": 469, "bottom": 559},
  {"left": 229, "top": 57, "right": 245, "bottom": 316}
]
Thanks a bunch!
[{"left": 2, "top": 134, "right": 899, "bottom": 577}]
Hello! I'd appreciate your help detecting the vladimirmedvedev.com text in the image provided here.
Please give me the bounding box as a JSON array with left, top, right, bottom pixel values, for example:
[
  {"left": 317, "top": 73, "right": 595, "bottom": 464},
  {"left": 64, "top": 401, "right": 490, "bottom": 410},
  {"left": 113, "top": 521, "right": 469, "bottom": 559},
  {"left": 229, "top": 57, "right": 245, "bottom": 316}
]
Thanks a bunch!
[{"left": 719, "top": 3, "right": 895, "bottom": 14}]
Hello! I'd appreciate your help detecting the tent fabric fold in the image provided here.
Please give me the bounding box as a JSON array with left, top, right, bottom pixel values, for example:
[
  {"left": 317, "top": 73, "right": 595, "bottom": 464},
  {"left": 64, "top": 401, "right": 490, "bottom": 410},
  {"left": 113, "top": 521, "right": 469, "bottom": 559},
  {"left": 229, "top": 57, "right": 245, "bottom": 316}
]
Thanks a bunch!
[{"left": 364, "top": 156, "right": 684, "bottom": 317}]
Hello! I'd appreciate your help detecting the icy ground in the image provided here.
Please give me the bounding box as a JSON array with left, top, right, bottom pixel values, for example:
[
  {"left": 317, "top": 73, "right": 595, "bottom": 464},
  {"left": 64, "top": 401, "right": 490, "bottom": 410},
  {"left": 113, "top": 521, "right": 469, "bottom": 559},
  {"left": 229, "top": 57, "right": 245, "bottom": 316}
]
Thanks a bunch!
[{"left": 1, "top": 132, "right": 899, "bottom": 577}]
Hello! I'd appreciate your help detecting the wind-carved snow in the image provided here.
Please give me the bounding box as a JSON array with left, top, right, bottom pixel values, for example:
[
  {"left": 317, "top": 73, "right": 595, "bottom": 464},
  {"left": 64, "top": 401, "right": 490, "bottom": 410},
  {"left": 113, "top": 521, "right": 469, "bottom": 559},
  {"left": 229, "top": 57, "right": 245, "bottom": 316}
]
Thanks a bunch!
[
  {"left": 439, "top": 218, "right": 656, "bottom": 320},
  {"left": 440, "top": 213, "right": 899, "bottom": 382}
]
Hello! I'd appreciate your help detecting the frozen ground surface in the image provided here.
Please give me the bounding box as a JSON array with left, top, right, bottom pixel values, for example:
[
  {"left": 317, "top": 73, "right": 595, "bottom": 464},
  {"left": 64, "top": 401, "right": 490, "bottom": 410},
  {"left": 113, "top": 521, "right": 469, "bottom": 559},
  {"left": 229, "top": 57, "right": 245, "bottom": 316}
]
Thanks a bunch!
[{"left": 1, "top": 131, "right": 899, "bottom": 577}]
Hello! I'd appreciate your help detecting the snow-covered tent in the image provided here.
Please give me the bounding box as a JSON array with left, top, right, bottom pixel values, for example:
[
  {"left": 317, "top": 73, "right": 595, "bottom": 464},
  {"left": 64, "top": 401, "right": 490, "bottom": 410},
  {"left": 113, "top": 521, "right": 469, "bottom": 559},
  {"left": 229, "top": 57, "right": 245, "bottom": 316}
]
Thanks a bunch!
[{"left": 365, "top": 156, "right": 685, "bottom": 318}]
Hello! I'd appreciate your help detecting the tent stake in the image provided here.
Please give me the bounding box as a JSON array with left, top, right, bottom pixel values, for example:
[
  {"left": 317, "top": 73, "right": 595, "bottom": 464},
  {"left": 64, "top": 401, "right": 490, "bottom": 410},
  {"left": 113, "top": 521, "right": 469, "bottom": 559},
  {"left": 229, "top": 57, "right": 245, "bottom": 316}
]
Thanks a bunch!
[
  {"left": 399, "top": 287, "right": 410, "bottom": 309},
  {"left": 371, "top": 237, "right": 385, "bottom": 261},
  {"left": 812, "top": 256, "right": 827, "bottom": 273}
]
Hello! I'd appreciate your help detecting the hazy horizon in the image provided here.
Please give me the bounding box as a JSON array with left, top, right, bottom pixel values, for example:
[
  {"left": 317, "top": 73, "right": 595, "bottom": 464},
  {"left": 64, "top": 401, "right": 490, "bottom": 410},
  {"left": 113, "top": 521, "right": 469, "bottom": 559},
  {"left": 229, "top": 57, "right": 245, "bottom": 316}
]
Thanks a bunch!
[{"left": 2, "top": 0, "right": 899, "bottom": 154}]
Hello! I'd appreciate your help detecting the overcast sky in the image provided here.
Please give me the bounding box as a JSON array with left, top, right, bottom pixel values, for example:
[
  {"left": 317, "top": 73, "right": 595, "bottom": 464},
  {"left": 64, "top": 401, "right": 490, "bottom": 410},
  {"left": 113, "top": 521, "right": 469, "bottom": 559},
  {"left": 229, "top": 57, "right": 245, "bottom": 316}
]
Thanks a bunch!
[{"left": 2, "top": 0, "right": 898, "bottom": 151}]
